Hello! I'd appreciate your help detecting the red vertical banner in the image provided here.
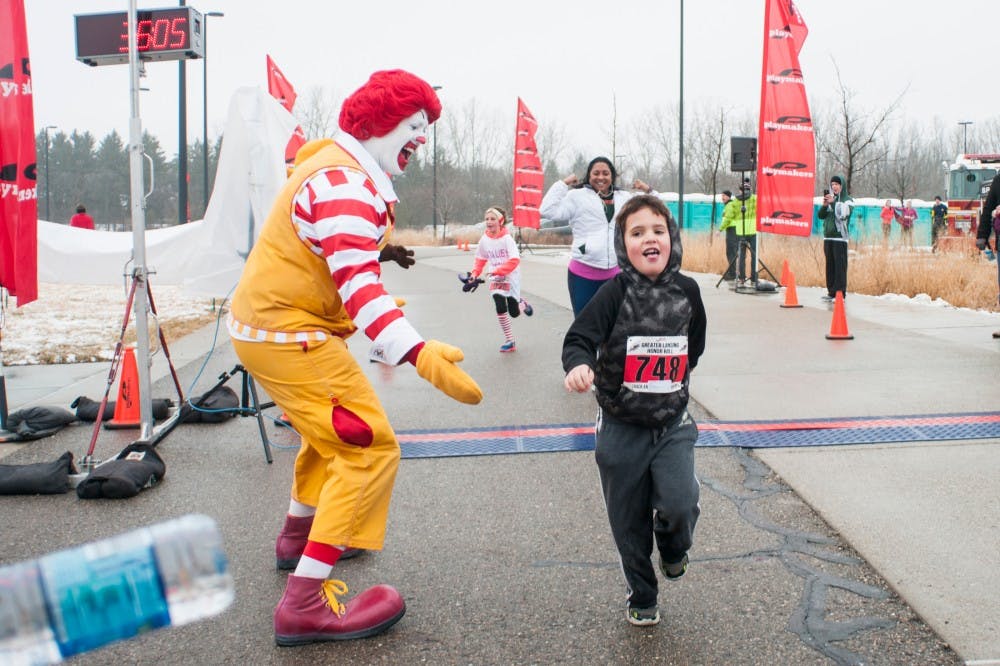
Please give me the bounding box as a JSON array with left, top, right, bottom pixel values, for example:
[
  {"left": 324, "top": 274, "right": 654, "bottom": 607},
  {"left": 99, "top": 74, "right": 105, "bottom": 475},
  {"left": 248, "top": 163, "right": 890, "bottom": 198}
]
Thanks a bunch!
[
  {"left": 512, "top": 98, "right": 542, "bottom": 229},
  {"left": 756, "top": 0, "right": 814, "bottom": 237},
  {"left": 266, "top": 55, "right": 306, "bottom": 165},
  {"left": 0, "top": 0, "right": 37, "bottom": 305},
  {"left": 266, "top": 54, "right": 297, "bottom": 111}
]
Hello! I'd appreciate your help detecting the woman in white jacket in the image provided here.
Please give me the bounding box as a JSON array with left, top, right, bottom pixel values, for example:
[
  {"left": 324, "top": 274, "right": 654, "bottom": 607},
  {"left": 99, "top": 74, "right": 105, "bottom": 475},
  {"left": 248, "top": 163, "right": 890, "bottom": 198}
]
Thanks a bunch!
[{"left": 540, "top": 156, "right": 654, "bottom": 315}]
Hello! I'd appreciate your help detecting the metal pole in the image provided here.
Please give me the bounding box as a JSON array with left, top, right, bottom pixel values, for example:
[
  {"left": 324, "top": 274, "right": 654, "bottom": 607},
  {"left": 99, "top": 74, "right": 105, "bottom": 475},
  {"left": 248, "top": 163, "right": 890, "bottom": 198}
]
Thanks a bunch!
[
  {"left": 178, "top": 0, "right": 188, "bottom": 223},
  {"left": 432, "top": 85, "right": 442, "bottom": 242},
  {"left": 678, "top": 0, "right": 685, "bottom": 229},
  {"left": 431, "top": 123, "right": 437, "bottom": 241},
  {"left": 958, "top": 121, "right": 973, "bottom": 155},
  {"left": 127, "top": 0, "right": 154, "bottom": 441},
  {"left": 203, "top": 12, "right": 224, "bottom": 217},
  {"left": 43, "top": 126, "right": 51, "bottom": 221}
]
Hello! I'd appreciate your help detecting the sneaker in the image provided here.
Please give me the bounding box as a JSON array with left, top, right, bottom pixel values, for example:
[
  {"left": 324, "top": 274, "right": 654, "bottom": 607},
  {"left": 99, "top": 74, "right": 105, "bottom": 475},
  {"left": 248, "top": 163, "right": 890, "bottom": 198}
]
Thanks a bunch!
[
  {"left": 660, "top": 553, "right": 689, "bottom": 580},
  {"left": 499, "top": 341, "right": 516, "bottom": 353},
  {"left": 626, "top": 605, "right": 660, "bottom": 626},
  {"left": 520, "top": 299, "right": 534, "bottom": 317},
  {"left": 821, "top": 294, "right": 834, "bottom": 302}
]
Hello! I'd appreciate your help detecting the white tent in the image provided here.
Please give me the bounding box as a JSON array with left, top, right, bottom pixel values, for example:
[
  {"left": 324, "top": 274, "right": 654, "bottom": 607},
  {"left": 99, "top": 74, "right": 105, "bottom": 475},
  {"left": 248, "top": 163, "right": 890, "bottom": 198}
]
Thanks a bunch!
[{"left": 36, "top": 87, "right": 296, "bottom": 298}]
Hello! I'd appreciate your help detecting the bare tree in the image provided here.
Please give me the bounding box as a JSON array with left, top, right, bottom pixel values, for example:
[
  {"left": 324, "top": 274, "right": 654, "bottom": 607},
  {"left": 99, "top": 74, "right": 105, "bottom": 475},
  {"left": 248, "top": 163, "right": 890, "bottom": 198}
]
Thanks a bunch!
[
  {"left": 295, "top": 86, "right": 339, "bottom": 140},
  {"left": 535, "top": 120, "right": 570, "bottom": 174},
  {"left": 626, "top": 104, "right": 677, "bottom": 189},
  {"left": 975, "top": 117, "right": 1000, "bottom": 155},
  {"left": 687, "top": 103, "right": 730, "bottom": 230},
  {"left": 815, "top": 60, "right": 904, "bottom": 190},
  {"left": 885, "top": 121, "right": 924, "bottom": 204}
]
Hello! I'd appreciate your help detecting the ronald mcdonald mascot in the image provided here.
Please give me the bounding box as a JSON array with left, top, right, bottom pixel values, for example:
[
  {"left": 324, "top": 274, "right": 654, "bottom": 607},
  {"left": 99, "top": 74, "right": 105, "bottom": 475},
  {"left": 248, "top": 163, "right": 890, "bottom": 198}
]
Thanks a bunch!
[{"left": 229, "top": 69, "right": 482, "bottom": 645}]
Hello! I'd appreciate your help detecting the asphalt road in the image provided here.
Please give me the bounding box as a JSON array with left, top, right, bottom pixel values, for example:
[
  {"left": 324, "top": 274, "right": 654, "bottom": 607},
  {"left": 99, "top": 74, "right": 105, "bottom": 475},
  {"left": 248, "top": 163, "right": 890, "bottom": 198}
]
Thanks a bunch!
[{"left": 0, "top": 245, "right": 983, "bottom": 665}]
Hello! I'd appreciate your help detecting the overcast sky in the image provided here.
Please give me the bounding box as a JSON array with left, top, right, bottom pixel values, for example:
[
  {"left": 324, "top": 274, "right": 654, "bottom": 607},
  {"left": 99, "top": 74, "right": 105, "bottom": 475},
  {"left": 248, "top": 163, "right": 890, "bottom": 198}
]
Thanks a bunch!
[{"left": 25, "top": 1, "right": 998, "bottom": 161}]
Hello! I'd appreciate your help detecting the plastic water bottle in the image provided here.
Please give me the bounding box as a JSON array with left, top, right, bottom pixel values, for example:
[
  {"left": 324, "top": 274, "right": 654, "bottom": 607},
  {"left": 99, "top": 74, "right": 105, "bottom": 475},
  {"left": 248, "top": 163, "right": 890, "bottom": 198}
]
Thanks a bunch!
[{"left": 0, "top": 514, "right": 233, "bottom": 665}]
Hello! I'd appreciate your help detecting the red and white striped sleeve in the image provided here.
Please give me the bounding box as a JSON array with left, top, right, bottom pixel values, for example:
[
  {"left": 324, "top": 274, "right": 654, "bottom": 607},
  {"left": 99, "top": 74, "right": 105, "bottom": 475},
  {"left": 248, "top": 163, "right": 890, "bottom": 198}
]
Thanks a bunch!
[{"left": 293, "top": 166, "right": 422, "bottom": 364}]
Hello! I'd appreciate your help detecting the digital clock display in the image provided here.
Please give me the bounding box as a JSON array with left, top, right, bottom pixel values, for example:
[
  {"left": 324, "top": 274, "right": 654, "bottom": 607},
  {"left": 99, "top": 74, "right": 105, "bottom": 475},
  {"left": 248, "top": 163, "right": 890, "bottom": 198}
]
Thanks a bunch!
[{"left": 75, "top": 7, "right": 204, "bottom": 67}]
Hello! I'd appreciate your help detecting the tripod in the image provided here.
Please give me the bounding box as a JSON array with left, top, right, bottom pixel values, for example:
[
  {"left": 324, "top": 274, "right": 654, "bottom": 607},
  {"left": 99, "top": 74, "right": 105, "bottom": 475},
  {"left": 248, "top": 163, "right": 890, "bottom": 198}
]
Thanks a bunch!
[
  {"left": 515, "top": 225, "right": 535, "bottom": 255},
  {"left": 203, "top": 364, "right": 276, "bottom": 464},
  {"left": 714, "top": 173, "right": 780, "bottom": 291}
]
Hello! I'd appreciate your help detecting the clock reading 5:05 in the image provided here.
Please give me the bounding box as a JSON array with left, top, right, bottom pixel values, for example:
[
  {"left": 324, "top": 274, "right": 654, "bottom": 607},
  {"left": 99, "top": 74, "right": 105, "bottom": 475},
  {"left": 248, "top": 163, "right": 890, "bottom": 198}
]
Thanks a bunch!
[{"left": 119, "top": 17, "right": 189, "bottom": 53}]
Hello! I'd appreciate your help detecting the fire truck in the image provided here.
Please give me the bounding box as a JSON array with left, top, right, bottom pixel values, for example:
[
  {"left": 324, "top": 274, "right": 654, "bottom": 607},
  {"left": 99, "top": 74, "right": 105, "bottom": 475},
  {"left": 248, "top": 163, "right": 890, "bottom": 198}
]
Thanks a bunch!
[{"left": 942, "top": 153, "right": 1000, "bottom": 250}]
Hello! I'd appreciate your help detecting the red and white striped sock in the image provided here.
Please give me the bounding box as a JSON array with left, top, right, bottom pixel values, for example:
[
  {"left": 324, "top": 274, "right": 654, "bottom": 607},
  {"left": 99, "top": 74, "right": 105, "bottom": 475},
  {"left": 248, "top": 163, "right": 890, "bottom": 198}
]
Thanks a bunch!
[
  {"left": 294, "top": 540, "right": 346, "bottom": 579},
  {"left": 498, "top": 313, "right": 513, "bottom": 342}
]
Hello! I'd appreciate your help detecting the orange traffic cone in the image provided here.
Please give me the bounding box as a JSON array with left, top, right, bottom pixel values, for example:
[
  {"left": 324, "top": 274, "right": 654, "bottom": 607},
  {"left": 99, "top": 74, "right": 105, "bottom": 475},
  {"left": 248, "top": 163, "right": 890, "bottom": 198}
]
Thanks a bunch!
[
  {"left": 780, "top": 259, "right": 790, "bottom": 287},
  {"left": 779, "top": 271, "right": 803, "bottom": 308},
  {"left": 825, "top": 291, "right": 854, "bottom": 340},
  {"left": 105, "top": 347, "right": 142, "bottom": 428}
]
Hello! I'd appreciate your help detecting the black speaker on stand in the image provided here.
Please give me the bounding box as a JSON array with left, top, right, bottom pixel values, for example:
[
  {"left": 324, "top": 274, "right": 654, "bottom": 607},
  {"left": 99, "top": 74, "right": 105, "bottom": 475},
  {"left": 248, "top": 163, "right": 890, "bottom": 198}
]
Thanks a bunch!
[
  {"left": 730, "top": 136, "right": 757, "bottom": 172},
  {"left": 715, "top": 136, "right": 777, "bottom": 291}
]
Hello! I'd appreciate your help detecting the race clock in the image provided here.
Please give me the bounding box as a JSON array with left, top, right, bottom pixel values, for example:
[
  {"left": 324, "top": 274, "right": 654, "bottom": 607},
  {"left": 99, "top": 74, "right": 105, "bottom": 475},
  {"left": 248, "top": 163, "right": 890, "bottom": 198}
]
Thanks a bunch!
[{"left": 75, "top": 7, "right": 205, "bottom": 67}]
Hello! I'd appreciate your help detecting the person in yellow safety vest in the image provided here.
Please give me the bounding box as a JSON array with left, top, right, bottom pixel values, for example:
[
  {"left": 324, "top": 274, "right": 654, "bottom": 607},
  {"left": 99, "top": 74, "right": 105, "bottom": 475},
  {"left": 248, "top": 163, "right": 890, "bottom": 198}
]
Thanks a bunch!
[
  {"left": 720, "top": 179, "right": 758, "bottom": 285},
  {"left": 228, "top": 69, "right": 482, "bottom": 646}
]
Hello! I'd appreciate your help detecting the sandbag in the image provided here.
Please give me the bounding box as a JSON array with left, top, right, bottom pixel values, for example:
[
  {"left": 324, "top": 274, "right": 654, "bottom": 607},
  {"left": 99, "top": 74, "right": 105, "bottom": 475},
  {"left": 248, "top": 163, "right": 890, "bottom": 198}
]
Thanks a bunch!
[
  {"left": 71, "top": 396, "right": 174, "bottom": 422},
  {"left": 3, "top": 406, "right": 77, "bottom": 441},
  {"left": 76, "top": 443, "right": 165, "bottom": 500},
  {"left": 0, "top": 451, "right": 76, "bottom": 495},
  {"left": 180, "top": 386, "right": 240, "bottom": 424}
]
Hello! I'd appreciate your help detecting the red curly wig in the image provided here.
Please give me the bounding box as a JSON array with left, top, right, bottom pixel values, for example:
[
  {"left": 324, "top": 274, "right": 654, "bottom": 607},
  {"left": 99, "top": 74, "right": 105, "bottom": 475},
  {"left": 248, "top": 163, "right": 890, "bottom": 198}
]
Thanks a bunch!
[{"left": 338, "top": 69, "right": 442, "bottom": 140}]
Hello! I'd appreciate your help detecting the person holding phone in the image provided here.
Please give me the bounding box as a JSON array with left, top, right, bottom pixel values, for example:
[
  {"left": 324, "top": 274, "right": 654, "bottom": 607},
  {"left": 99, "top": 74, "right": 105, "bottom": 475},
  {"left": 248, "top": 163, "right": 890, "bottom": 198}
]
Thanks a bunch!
[{"left": 817, "top": 175, "right": 853, "bottom": 302}]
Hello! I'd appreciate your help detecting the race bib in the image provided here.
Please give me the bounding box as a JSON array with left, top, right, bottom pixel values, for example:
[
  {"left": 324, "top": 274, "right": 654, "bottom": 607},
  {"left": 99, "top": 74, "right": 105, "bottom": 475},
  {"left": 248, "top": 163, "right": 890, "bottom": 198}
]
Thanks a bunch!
[
  {"left": 622, "top": 335, "right": 688, "bottom": 393},
  {"left": 490, "top": 275, "right": 511, "bottom": 292}
]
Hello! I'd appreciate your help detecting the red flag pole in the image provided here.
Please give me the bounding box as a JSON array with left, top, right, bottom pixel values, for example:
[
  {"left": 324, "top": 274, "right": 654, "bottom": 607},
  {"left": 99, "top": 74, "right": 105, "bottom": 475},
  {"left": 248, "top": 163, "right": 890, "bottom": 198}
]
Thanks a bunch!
[
  {"left": 512, "top": 98, "right": 542, "bottom": 230},
  {"left": 756, "top": 0, "right": 814, "bottom": 238},
  {"left": 0, "top": 0, "right": 39, "bottom": 306},
  {"left": 265, "top": 55, "right": 306, "bottom": 166}
]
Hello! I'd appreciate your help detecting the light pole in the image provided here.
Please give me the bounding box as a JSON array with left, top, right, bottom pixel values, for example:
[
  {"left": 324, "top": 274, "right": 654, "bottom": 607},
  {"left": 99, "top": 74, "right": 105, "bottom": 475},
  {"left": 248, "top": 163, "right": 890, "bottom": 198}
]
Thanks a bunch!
[
  {"left": 432, "top": 85, "right": 442, "bottom": 242},
  {"left": 958, "top": 121, "right": 973, "bottom": 155},
  {"left": 42, "top": 125, "right": 57, "bottom": 221},
  {"left": 677, "top": 0, "right": 685, "bottom": 229},
  {"left": 202, "top": 11, "right": 224, "bottom": 218}
]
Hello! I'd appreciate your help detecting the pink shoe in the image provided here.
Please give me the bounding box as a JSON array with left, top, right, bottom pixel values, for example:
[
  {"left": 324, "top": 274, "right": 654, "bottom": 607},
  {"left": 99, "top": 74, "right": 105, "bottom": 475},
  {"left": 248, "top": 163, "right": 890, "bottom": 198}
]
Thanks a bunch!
[
  {"left": 274, "top": 575, "right": 405, "bottom": 645},
  {"left": 276, "top": 514, "right": 362, "bottom": 570}
]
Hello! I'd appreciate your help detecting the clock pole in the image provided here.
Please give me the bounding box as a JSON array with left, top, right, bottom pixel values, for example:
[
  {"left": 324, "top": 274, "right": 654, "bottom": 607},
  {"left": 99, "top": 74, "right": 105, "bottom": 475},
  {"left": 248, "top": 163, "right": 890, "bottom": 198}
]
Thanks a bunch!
[{"left": 125, "top": 0, "right": 155, "bottom": 441}]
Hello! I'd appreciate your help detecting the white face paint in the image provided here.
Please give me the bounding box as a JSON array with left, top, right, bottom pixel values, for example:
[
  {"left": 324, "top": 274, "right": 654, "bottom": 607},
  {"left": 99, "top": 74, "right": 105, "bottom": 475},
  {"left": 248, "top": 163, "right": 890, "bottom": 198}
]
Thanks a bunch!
[{"left": 359, "top": 110, "right": 429, "bottom": 176}]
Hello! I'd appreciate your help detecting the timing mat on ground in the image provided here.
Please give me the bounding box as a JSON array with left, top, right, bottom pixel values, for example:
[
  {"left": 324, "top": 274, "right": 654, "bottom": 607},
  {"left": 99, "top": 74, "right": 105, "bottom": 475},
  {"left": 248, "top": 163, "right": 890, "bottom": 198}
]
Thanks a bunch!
[{"left": 397, "top": 412, "right": 1000, "bottom": 459}]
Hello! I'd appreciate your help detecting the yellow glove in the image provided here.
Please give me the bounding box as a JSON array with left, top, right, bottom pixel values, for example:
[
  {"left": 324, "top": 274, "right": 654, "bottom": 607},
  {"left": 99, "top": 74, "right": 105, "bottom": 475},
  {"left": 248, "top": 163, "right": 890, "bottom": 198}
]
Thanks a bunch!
[
  {"left": 394, "top": 297, "right": 406, "bottom": 308},
  {"left": 415, "top": 340, "right": 483, "bottom": 405}
]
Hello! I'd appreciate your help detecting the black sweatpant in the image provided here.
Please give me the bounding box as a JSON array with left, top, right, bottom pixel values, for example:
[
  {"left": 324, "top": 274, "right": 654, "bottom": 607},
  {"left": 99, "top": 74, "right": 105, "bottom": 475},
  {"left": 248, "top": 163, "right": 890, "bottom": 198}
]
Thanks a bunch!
[
  {"left": 723, "top": 227, "right": 738, "bottom": 280},
  {"left": 823, "top": 238, "right": 848, "bottom": 298},
  {"left": 737, "top": 234, "right": 758, "bottom": 282},
  {"left": 595, "top": 411, "right": 700, "bottom": 609}
]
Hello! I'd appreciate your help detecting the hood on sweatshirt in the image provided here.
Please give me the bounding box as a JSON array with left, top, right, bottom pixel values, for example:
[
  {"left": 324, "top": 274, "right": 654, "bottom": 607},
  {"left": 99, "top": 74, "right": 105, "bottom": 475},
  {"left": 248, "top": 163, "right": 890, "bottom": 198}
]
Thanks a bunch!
[{"left": 612, "top": 195, "right": 683, "bottom": 286}]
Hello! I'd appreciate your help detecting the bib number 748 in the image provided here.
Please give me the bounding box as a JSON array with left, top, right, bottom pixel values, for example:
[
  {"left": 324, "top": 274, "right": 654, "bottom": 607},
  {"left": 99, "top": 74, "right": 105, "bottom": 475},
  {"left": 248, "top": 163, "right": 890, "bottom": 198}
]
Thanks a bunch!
[{"left": 622, "top": 335, "right": 688, "bottom": 393}]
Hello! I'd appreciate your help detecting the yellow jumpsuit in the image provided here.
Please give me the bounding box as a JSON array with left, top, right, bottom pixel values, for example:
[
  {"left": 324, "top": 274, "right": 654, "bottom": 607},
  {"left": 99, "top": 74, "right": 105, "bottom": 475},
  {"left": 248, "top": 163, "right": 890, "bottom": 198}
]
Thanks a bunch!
[{"left": 229, "top": 138, "right": 414, "bottom": 550}]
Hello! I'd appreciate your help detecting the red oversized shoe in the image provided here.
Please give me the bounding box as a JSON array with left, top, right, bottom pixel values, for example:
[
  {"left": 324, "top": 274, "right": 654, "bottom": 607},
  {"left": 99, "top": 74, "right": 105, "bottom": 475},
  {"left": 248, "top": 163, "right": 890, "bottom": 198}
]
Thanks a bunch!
[
  {"left": 276, "top": 515, "right": 364, "bottom": 570},
  {"left": 274, "top": 575, "right": 406, "bottom": 645},
  {"left": 276, "top": 514, "right": 312, "bottom": 570}
]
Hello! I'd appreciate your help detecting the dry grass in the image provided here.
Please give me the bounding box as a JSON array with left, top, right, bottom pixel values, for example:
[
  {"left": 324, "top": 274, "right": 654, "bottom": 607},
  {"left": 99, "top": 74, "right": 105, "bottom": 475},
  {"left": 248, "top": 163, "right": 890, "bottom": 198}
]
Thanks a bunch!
[
  {"left": 393, "top": 226, "right": 999, "bottom": 311},
  {"left": 682, "top": 234, "right": 998, "bottom": 310}
]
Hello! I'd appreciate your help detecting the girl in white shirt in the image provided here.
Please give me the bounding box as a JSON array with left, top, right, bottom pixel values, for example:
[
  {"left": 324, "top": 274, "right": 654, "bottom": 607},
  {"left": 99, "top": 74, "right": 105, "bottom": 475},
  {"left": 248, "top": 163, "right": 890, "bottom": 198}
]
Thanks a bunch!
[{"left": 464, "top": 206, "right": 534, "bottom": 352}]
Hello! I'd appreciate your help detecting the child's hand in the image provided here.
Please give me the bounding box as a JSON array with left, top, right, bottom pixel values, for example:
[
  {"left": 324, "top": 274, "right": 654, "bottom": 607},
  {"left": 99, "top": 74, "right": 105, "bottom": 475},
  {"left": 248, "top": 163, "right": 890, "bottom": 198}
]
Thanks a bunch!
[{"left": 564, "top": 365, "right": 594, "bottom": 393}]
